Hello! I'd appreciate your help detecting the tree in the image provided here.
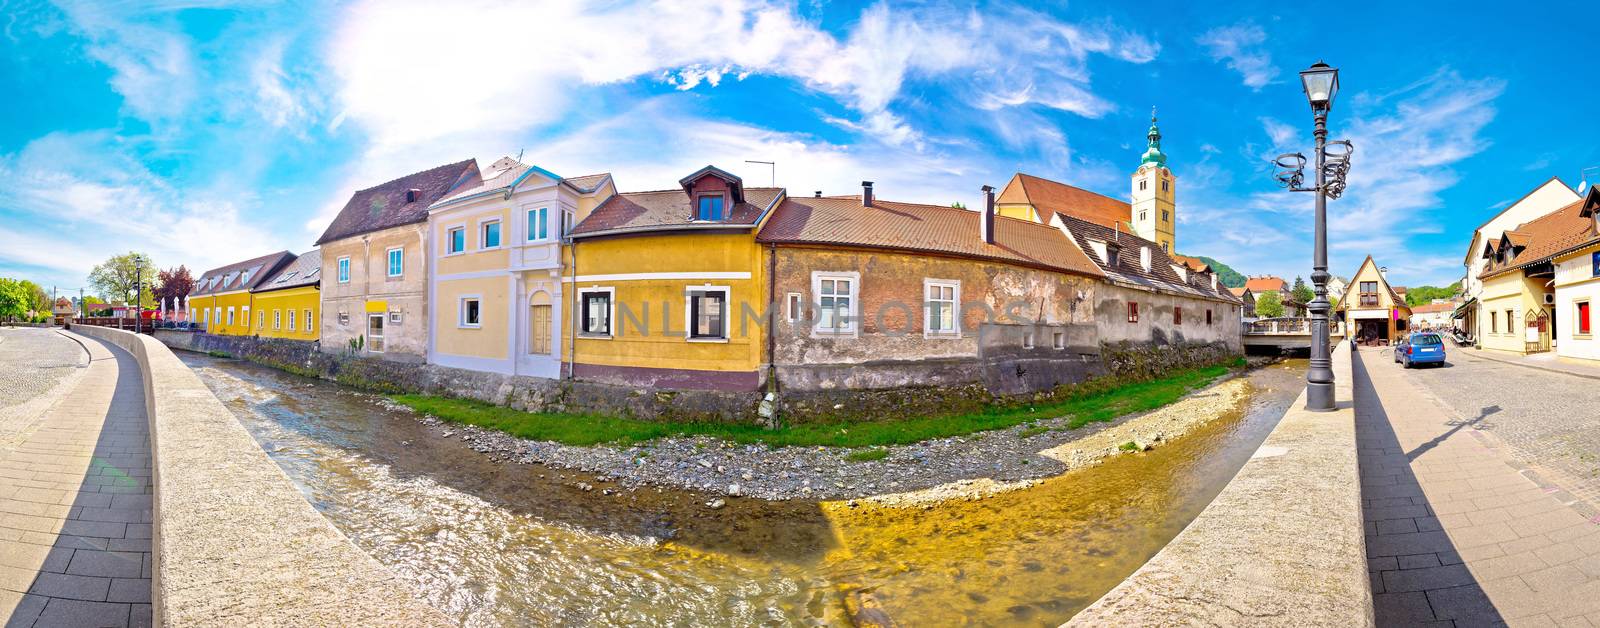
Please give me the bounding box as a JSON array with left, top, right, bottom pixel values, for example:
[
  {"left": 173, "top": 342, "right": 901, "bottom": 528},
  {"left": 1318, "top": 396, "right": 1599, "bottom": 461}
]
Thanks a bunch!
[
  {"left": 79, "top": 296, "right": 109, "bottom": 317},
  {"left": 951, "top": 202, "right": 967, "bottom": 209},
  {"left": 88, "top": 252, "right": 157, "bottom": 308},
  {"left": 1291, "top": 276, "right": 1314, "bottom": 304},
  {"left": 1404, "top": 281, "right": 1462, "bottom": 307},
  {"left": 0, "top": 279, "right": 29, "bottom": 322},
  {"left": 154, "top": 266, "right": 196, "bottom": 305},
  {"left": 1255, "top": 290, "right": 1286, "bottom": 318}
]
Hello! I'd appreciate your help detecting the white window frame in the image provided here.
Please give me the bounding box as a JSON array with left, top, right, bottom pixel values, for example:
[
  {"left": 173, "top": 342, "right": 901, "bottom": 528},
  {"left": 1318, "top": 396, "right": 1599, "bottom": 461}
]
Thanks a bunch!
[
  {"left": 367, "top": 313, "right": 385, "bottom": 353},
  {"left": 337, "top": 256, "right": 350, "bottom": 283},
  {"left": 386, "top": 246, "right": 404, "bottom": 277},
  {"left": 786, "top": 292, "right": 803, "bottom": 323},
  {"left": 338, "top": 311, "right": 349, "bottom": 326},
  {"left": 811, "top": 271, "right": 861, "bottom": 337},
  {"left": 478, "top": 218, "right": 503, "bottom": 251},
  {"left": 214, "top": 307, "right": 221, "bottom": 327},
  {"left": 458, "top": 295, "right": 483, "bottom": 329},
  {"left": 242, "top": 306, "right": 250, "bottom": 330},
  {"left": 684, "top": 285, "right": 731, "bottom": 342},
  {"left": 226, "top": 307, "right": 235, "bottom": 326},
  {"left": 389, "top": 310, "right": 402, "bottom": 324},
  {"left": 1052, "top": 330, "right": 1065, "bottom": 349},
  {"left": 288, "top": 308, "right": 297, "bottom": 331},
  {"left": 562, "top": 209, "right": 574, "bottom": 238},
  {"left": 1023, "top": 331, "right": 1035, "bottom": 349},
  {"left": 923, "top": 278, "right": 961, "bottom": 338},
  {"left": 304, "top": 309, "right": 314, "bottom": 333},
  {"left": 526, "top": 207, "right": 550, "bottom": 242},
  {"left": 578, "top": 287, "right": 615, "bottom": 338},
  {"left": 273, "top": 309, "right": 282, "bottom": 330},
  {"left": 444, "top": 224, "right": 467, "bottom": 256}
]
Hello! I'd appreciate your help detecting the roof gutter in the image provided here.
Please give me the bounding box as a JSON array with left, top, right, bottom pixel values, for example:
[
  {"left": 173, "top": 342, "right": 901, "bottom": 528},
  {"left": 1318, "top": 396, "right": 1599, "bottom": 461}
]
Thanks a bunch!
[{"left": 569, "top": 222, "right": 759, "bottom": 240}]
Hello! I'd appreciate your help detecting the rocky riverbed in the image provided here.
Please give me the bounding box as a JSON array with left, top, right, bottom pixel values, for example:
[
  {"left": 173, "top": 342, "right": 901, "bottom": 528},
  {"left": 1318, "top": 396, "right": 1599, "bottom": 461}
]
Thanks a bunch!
[{"left": 388, "top": 364, "right": 1273, "bottom": 504}]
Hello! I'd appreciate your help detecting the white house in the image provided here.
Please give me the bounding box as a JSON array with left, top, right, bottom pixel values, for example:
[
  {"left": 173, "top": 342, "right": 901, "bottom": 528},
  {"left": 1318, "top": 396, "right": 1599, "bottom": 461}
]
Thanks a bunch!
[
  {"left": 1552, "top": 189, "right": 1600, "bottom": 364},
  {"left": 1461, "top": 177, "right": 1579, "bottom": 343}
]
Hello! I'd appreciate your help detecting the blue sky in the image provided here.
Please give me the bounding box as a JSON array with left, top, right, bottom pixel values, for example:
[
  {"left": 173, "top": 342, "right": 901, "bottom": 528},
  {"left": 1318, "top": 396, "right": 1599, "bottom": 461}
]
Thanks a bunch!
[{"left": 3, "top": 0, "right": 1597, "bottom": 296}]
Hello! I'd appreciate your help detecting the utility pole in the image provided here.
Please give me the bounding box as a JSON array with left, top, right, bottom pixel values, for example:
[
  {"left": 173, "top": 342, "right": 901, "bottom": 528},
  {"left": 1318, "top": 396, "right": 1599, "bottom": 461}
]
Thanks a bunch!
[{"left": 745, "top": 160, "right": 776, "bottom": 187}]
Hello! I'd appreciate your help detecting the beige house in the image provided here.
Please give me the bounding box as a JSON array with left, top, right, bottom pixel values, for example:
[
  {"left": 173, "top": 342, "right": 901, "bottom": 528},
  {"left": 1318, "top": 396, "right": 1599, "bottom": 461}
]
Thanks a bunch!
[
  {"left": 425, "top": 157, "right": 612, "bottom": 377},
  {"left": 1338, "top": 256, "right": 1412, "bottom": 345},
  {"left": 317, "top": 160, "right": 480, "bottom": 360}
]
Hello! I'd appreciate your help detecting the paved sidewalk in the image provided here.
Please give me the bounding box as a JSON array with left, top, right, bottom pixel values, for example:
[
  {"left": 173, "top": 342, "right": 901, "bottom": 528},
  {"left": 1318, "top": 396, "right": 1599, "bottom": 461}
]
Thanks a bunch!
[
  {"left": 0, "top": 332, "right": 152, "bottom": 627},
  {"left": 1356, "top": 347, "right": 1600, "bottom": 626},
  {"left": 1464, "top": 347, "right": 1600, "bottom": 382}
]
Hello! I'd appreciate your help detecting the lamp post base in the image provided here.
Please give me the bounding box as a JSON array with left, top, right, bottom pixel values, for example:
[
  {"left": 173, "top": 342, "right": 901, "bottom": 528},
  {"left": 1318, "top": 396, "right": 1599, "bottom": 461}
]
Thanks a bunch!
[{"left": 1304, "top": 381, "right": 1336, "bottom": 412}]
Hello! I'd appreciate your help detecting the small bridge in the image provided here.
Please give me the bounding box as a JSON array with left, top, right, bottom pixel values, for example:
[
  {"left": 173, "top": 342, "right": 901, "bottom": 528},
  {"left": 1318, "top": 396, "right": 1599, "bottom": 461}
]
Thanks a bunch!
[{"left": 1243, "top": 317, "right": 1345, "bottom": 352}]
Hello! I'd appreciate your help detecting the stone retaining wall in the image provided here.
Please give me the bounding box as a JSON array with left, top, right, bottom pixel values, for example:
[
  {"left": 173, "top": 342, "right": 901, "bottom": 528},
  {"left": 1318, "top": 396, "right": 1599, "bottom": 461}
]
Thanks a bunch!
[
  {"left": 1068, "top": 340, "right": 1371, "bottom": 626},
  {"left": 72, "top": 325, "right": 451, "bottom": 626},
  {"left": 151, "top": 329, "right": 1237, "bottom": 426}
]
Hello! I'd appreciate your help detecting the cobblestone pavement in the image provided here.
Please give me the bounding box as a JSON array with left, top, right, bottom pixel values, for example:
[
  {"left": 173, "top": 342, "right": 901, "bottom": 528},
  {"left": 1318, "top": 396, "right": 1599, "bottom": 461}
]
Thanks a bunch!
[
  {"left": 0, "top": 329, "right": 86, "bottom": 411},
  {"left": 1356, "top": 347, "right": 1600, "bottom": 627},
  {"left": 1402, "top": 347, "right": 1600, "bottom": 511},
  {"left": 0, "top": 332, "right": 152, "bottom": 627}
]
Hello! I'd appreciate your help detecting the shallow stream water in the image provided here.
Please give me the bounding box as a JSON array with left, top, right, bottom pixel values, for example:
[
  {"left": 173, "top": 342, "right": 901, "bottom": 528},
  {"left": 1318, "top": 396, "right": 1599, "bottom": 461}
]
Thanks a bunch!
[{"left": 179, "top": 352, "right": 1306, "bottom": 627}]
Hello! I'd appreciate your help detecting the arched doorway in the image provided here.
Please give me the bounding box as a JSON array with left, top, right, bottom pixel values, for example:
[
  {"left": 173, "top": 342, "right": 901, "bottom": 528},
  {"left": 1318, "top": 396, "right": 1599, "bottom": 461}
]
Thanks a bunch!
[{"left": 528, "top": 290, "right": 552, "bottom": 355}]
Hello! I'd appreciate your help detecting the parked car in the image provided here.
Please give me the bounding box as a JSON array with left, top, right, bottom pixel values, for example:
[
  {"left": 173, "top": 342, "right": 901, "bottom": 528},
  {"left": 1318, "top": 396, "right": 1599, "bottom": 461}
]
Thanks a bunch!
[{"left": 1394, "top": 332, "right": 1447, "bottom": 368}]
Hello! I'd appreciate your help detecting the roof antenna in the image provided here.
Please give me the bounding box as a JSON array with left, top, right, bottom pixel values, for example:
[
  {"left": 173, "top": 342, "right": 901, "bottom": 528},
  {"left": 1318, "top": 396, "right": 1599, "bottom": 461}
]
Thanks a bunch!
[
  {"left": 515, "top": 148, "right": 525, "bottom": 163},
  {"left": 1580, "top": 166, "right": 1599, "bottom": 195}
]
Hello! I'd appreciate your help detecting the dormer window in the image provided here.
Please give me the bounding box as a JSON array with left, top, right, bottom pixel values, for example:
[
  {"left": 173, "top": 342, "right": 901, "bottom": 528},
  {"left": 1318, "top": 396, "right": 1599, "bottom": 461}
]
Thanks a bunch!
[{"left": 697, "top": 195, "right": 725, "bottom": 221}]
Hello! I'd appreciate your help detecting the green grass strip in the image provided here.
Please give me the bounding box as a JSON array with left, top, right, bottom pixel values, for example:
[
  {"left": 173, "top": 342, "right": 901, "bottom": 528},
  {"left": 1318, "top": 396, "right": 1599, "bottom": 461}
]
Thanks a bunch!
[{"left": 389, "top": 364, "right": 1231, "bottom": 449}]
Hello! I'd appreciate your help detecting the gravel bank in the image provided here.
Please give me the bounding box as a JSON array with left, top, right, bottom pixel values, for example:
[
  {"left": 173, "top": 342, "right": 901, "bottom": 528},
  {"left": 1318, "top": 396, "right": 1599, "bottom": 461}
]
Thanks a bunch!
[{"left": 388, "top": 366, "right": 1264, "bottom": 504}]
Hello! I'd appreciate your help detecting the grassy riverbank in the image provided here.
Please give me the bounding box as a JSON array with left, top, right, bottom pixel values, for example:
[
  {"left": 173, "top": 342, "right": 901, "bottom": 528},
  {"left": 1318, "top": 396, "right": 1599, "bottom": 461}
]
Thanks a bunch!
[{"left": 389, "top": 361, "right": 1240, "bottom": 448}]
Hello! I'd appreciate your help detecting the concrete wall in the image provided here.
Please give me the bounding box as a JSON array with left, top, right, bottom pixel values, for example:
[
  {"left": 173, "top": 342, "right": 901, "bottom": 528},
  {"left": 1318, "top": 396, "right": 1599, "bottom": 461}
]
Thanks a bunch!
[
  {"left": 322, "top": 223, "right": 430, "bottom": 362},
  {"left": 71, "top": 325, "right": 450, "bottom": 626},
  {"left": 1070, "top": 340, "right": 1370, "bottom": 626},
  {"left": 1094, "top": 282, "right": 1241, "bottom": 351}
]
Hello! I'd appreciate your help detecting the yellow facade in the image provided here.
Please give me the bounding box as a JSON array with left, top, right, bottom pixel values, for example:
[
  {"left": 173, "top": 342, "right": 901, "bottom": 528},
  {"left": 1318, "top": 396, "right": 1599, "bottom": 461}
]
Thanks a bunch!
[
  {"left": 565, "top": 232, "right": 767, "bottom": 376},
  {"left": 1478, "top": 271, "right": 1548, "bottom": 354},
  {"left": 191, "top": 291, "right": 255, "bottom": 336},
  {"left": 252, "top": 286, "right": 321, "bottom": 341},
  {"left": 995, "top": 203, "right": 1039, "bottom": 223},
  {"left": 1339, "top": 256, "right": 1412, "bottom": 344}
]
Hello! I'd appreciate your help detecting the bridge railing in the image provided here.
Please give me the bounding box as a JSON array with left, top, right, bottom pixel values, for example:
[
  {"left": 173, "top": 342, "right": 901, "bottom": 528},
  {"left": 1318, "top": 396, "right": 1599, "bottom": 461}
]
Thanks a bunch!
[{"left": 1244, "top": 317, "right": 1345, "bottom": 336}]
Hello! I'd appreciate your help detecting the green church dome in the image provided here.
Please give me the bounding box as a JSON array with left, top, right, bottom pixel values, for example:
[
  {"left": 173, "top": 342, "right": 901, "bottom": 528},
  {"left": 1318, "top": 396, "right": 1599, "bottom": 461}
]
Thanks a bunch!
[{"left": 1141, "top": 108, "right": 1166, "bottom": 166}]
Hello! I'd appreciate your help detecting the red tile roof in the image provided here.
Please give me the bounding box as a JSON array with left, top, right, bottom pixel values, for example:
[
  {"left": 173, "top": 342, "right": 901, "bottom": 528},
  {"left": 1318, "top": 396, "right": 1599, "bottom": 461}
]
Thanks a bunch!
[
  {"left": 1411, "top": 302, "right": 1457, "bottom": 314},
  {"left": 1245, "top": 276, "right": 1289, "bottom": 293},
  {"left": 756, "top": 196, "right": 1104, "bottom": 278},
  {"left": 1170, "top": 254, "right": 1210, "bottom": 273},
  {"left": 316, "top": 160, "right": 479, "bottom": 245},
  {"left": 570, "top": 187, "right": 784, "bottom": 236},
  {"left": 996, "top": 173, "right": 1131, "bottom": 229}
]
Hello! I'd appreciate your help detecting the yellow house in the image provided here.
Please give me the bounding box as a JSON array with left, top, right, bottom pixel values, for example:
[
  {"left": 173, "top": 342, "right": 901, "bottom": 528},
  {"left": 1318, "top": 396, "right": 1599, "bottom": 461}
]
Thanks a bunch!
[
  {"left": 1338, "top": 256, "right": 1412, "bottom": 345},
  {"left": 1477, "top": 192, "right": 1594, "bottom": 355},
  {"left": 565, "top": 165, "right": 782, "bottom": 391},
  {"left": 426, "top": 157, "right": 613, "bottom": 376},
  {"left": 188, "top": 251, "right": 295, "bottom": 336},
  {"left": 250, "top": 251, "right": 322, "bottom": 341}
]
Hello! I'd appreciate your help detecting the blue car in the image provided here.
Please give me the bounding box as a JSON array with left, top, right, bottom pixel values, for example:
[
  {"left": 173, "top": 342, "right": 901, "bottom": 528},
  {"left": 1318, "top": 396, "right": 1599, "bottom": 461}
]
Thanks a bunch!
[{"left": 1394, "top": 332, "right": 1447, "bottom": 368}]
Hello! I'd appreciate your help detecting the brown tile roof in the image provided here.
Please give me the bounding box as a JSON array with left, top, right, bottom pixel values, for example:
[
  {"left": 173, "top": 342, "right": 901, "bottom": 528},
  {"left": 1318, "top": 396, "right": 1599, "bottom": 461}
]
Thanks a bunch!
[
  {"left": 316, "top": 159, "right": 479, "bottom": 245},
  {"left": 253, "top": 250, "right": 322, "bottom": 293},
  {"left": 570, "top": 187, "right": 783, "bottom": 237},
  {"left": 757, "top": 196, "right": 1104, "bottom": 277},
  {"left": 433, "top": 160, "right": 534, "bottom": 207},
  {"left": 1482, "top": 195, "right": 1600, "bottom": 279},
  {"left": 1228, "top": 287, "right": 1251, "bottom": 297},
  {"left": 1052, "top": 213, "right": 1238, "bottom": 303},
  {"left": 996, "top": 173, "right": 1131, "bottom": 229},
  {"left": 192, "top": 251, "right": 295, "bottom": 296},
  {"left": 563, "top": 173, "right": 611, "bottom": 193},
  {"left": 1245, "top": 276, "right": 1289, "bottom": 293}
]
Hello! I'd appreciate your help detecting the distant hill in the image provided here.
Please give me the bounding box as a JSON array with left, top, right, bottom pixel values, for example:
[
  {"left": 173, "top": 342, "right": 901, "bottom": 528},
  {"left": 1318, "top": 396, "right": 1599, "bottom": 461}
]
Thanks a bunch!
[
  {"left": 1404, "top": 282, "right": 1462, "bottom": 307},
  {"left": 1195, "top": 256, "right": 1246, "bottom": 288}
]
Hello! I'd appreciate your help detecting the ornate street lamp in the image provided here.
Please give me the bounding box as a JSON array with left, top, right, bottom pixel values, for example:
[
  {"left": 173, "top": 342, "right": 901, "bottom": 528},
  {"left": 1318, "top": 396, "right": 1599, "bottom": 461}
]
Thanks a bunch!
[{"left": 1273, "top": 61, "right": 1354, "bottom": 412}]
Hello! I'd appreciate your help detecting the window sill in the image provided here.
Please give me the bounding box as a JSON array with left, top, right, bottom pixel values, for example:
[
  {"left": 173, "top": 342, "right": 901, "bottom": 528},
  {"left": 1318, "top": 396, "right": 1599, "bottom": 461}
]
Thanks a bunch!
[
  {"left": 578, "top": 333, "right": 613, "bottom": 339},
  {"left": 443, "top": 251, "right": 467, "bottom": 257},
  {"left": 811, "top": 329, "right": 858, "bottom": 338},
  {"left": 478, "top": 246, "right": 503, "bottom": 252},
  {"left": 458, "top": 324, "right": 482, "bottom": 329},
  {"left": 923, "top": 332, "right": 962, "bottom": 339},
  {"left": 686, "top": 337, "right": 729, "bottom": 343},
  {"left": 387, "top": 273, "right": 403, "bottom": 279}
]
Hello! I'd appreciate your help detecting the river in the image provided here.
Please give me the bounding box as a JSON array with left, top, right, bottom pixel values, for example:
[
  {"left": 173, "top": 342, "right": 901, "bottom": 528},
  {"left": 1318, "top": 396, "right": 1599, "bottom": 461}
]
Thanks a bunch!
[{"left": 178, "top": 352, "right": 1306, "bottom": 627}]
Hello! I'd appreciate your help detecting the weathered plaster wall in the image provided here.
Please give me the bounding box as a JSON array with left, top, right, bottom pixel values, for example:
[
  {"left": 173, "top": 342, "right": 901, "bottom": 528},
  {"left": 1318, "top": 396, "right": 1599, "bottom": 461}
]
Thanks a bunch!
[
  {"left": 771, "top": 246, "right": 1103, "bottom": 394},
  {"left": 1093, "top": 282, "right": 1242, "bottom": 351},
  {"left": 321, "top": 223, "right": 430, "bottom": 362}
]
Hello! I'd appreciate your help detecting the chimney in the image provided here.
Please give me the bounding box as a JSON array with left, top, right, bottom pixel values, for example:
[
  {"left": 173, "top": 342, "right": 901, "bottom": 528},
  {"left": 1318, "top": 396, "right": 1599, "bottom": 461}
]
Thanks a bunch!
[
  {"left": 980, "top": 185, "right": 996, "bottom": 244},
  {"left": 1379, "top": 266, "right": 1389, "bottom": 280},
  {"left": 861, "top": 181, "right": 874, "bottom": 207},
  {"left": 405, "top": 188, "right": 420, "bottom": 203},
  {"left": 814, "top": 191, "right": 822, "bottom": 198}
]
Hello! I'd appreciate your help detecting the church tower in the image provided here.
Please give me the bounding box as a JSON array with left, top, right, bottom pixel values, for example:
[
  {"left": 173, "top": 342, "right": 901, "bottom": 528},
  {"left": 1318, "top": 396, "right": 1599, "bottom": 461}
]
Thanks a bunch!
[{"left": 1131, "top": 109, "right": 1176, "bottom": 252}]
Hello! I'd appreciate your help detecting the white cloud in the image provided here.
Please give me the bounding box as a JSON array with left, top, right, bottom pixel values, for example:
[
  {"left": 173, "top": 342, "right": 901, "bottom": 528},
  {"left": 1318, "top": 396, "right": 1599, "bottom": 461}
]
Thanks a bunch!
[
  {"left": 326, "top": 0, "right": 1157, "bottom": 152},
  {"left": 0, "top": 131, "right": 288, "bottom": 291},
  {"left": 49, "top": 1, "right": 202, "bottom": 126},
  {"left": 1197, "top": 22, "right": 1278, "bottom": 89}
]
